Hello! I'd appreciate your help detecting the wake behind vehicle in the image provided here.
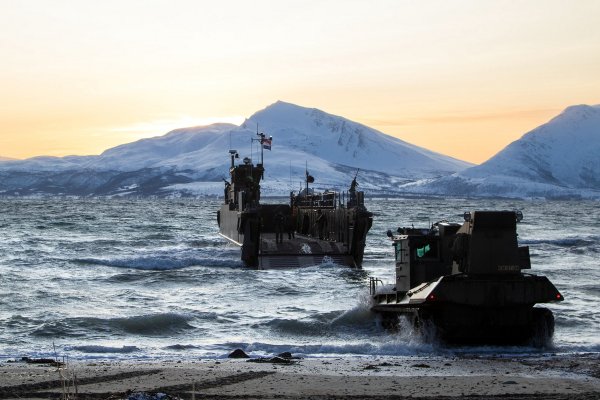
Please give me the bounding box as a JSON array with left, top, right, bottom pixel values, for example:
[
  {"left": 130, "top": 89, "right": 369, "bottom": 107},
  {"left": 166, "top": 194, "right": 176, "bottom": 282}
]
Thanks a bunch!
[
  {"left": 370, "top": 210, "right": 563, "bottom": 345},
  {"left": 217, "top": 132, "right": 372, "bottom": 268}
]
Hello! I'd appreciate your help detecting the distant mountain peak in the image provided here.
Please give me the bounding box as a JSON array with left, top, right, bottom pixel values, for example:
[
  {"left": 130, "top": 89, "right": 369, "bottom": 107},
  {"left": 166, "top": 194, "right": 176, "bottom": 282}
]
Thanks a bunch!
[
  {"left": 547, "top": 104, "right": 600, "bottom": 126},
  {"left": 410, "top": 102, "right": 600, "bottom": 199},
  {"left": 243, "top": 100, "right": 324, "bottom": 130},
  {"left": 562, "top": 103, "right": 600, "bottom": 115},
  {"left": 241, "top": 101, "right": 471, "bottom": 175}
]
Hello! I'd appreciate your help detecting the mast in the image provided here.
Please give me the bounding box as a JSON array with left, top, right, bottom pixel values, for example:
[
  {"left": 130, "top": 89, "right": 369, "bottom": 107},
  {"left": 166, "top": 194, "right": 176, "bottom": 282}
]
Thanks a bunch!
[
  {"left": 251, "top": 125, "right": 270, "bottom": 167},
  {"left": 257, "top": 124, "right": 263, "bottom": 165},
  {"left": 305, "top": 160, "right": 309, "bottom": 196}
]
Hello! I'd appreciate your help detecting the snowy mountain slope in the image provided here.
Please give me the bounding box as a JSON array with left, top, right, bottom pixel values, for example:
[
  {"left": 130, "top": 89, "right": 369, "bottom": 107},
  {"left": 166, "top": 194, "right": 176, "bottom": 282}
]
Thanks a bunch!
[
  {"left": 0, "top": 101, "right": 473, "bottom": 196},
  {"left": 405, "top": 104, "right": 600, "bottom": 199},
  {"left": 0, "top": 124, "right": 237, "bottom": 173},
  {"left": 0, "top": 155, "right": 93, "bottom": 172},
  {"left": 150, "top": 101, "right": 471, "bottom": 180},
  {"left": 4, "top": 102, "right": 599, "bottom": 198},
  {"left": 88, "top": 123, "right": 237, "bottom": 171},
  {"left": 464, "top": 105, "right": 600, "bottom": 186},
  {"left": 150, "top": 123, "right": 421, "bottom": 195},
  {"left": 244, "top": 101, "right": 470, "bottom": 177}
]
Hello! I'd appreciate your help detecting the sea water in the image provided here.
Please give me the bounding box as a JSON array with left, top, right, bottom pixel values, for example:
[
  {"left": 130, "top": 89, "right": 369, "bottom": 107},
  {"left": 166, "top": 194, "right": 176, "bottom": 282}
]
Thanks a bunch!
[{"left": 0, "top": 197, "right": 598, "bottom": 360}]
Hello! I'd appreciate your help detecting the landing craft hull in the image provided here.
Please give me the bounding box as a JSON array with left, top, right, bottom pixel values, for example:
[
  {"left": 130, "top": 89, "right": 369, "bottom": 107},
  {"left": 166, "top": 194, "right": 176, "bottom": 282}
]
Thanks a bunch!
[{"left": 218, "top": 203, "right": 370, "bottom": 268}]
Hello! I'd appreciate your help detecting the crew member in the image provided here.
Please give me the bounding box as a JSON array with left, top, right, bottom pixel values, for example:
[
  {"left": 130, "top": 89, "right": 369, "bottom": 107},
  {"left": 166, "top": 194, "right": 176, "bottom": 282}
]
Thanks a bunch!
[
  {"left": 316, "top": 210, "right": 327, "bottom": 240},
  {"left": 275, "top": 212, "right": 285, "bottom": 244}
]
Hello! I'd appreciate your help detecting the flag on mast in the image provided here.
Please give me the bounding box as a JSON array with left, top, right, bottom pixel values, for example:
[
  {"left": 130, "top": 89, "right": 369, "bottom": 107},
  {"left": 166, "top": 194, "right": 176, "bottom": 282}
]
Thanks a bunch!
[{"left": 261, "top": 137, "right": 272, "bottom": 150}]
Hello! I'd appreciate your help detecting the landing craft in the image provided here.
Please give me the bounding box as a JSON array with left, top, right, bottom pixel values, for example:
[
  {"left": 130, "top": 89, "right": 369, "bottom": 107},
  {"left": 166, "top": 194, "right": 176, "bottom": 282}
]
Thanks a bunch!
[
  {"left": 370, "top": 210, "right": 563, "bottom": 345},
  {"left": 217, "top": 132, "right": 373, "bottom": 268}
]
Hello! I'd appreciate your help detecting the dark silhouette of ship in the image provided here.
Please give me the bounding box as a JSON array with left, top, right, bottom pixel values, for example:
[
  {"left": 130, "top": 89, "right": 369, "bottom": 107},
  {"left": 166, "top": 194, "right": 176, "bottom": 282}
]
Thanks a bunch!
[
  {"left": 370, "top": 210, "right": 563, "bottom": 345},
  {"left": 217, "top": 132, "right": 373, "bottom": 268}
]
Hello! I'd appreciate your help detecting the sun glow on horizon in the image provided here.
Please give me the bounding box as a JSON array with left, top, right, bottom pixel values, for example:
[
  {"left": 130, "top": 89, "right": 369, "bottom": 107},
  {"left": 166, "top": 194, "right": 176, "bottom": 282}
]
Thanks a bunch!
[
  {"left": 109, "top": 115, "right": 247, "bottom": 140},
  {"left": 1, "top": 0, "right": 599, "bottom": 163}
]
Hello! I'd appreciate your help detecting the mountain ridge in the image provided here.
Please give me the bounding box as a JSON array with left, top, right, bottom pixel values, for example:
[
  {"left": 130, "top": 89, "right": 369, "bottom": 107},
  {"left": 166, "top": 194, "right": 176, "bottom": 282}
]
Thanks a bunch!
[
  {"left": 405, "top": 104, "right": 600, "bottom": 199},
  {"left": 0, "top": 101, "right": 471, "bottom": 196},
  {"left": 2, "top": 102, "right": 598, "bottom": 199}
]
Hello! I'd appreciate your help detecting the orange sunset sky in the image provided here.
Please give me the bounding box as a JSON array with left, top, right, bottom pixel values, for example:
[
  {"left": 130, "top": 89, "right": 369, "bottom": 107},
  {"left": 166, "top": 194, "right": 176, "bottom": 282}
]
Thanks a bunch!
[{"left": 1, "top": 0, "right": 599, "bottom": 164}]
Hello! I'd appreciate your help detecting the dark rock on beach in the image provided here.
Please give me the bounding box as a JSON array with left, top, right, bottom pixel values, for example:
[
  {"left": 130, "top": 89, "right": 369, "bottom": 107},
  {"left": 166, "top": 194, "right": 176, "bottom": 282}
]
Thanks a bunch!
[
  {"left": 228, "top": 349, "right": 249, "bottom": 358},
  {"left": 247, "top": 356, "right": 296, "bottom": 365}
]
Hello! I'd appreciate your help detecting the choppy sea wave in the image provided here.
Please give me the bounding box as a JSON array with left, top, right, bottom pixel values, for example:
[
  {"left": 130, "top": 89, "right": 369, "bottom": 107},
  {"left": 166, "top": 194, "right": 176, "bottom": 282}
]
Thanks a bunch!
[
  {"left": 31, "top": 312, "right": 195, "bottom": 337},
  {"left": 75, "top": 251, "right": 237, "bottom": 270},
  {"left": 0, "top": 197, "right": 599, "bottom": 360}
]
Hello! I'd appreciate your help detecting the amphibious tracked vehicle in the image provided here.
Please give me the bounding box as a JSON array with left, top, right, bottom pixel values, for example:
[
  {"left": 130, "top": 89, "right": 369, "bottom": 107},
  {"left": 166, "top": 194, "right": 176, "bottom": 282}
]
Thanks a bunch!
[{"left": 370, "top": 210, "right": 563, "bottom": 345}]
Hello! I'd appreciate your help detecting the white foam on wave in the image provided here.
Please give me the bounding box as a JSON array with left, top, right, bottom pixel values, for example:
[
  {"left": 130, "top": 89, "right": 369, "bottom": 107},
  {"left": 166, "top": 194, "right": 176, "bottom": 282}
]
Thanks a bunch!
[
  {"left": 67, "top": 345, "right": 140, "bottom": 354},
  {"left": 236, "top": 339, "right": 435, "bottom": 358},
  {"left": 75, "top": 247, "right": 239, "bottom": 270}
]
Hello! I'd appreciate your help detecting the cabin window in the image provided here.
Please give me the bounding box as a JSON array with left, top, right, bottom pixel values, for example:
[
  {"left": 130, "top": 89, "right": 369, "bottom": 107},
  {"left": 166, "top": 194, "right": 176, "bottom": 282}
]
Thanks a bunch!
[
  {"left": 416, "top": 244, "right": 430, "bottom": 258},
  {"left": 394, "top": 240, "right": 409, "bottom": 263},
  {"left": 413, "top": 241, "right": 439, "bottom": 260}
]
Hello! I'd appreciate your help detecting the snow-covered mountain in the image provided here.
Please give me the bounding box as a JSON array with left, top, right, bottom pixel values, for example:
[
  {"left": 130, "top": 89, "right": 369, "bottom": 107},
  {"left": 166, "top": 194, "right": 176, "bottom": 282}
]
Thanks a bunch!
[
  {"left": 245, "top": 101, "right": 468, "bottom": 176},
  {"left": 0, "top": 101, "right": 471, "bottom": 197},
  {"left": 3, "top": 102, "right": 599, "bottom": 199},
  {"left": 406, "top": 104, "right": 600, "bottom": 199}
]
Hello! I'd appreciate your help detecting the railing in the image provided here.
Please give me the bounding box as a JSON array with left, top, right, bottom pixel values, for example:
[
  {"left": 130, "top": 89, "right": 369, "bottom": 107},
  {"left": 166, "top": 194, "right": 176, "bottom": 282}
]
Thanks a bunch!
[
  {"left": 294, "top": 192, "right": 337, "bottom": 209},
  {"left": 369, "top": 277, "right": 384, "bottom": 295},
  {"left": 292, "top": 190, "right": 366, "bottom": 210}
]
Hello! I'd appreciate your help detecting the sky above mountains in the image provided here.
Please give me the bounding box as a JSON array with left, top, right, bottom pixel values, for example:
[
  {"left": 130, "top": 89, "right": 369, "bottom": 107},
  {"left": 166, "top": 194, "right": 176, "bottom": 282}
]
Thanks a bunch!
[{"left": 1, "top": 0, "right": 599, "bottom": 163}]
